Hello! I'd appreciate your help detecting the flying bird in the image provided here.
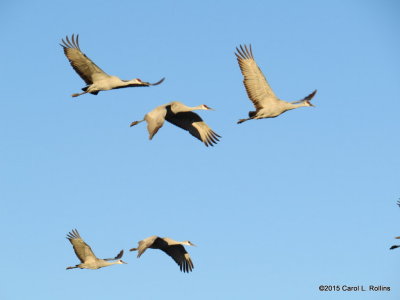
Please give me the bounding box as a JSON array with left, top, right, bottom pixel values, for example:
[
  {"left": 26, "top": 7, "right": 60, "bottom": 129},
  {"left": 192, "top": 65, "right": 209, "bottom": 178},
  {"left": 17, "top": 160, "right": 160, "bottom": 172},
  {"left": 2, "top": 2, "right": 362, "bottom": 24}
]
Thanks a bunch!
[
  {"left": 130, "top": 235, "right": 195, "bottom": 273},
  {"left": 60, "top": 34, "right": 165, "bottom": 97},
  {"left": 66, "top": 229, "right": 127, "bottom": 270},
  {"left": 235, "top": 44, "right": 317, "bottom": 124},
  {"left": 130, "top": 101, "right": 220, "bottom": 147},
  {"left": 390, "top": 201, "right": 400, "bottom": 250},
  {"left": 390, "top": 237, "right": 400, "bottom": 250}
]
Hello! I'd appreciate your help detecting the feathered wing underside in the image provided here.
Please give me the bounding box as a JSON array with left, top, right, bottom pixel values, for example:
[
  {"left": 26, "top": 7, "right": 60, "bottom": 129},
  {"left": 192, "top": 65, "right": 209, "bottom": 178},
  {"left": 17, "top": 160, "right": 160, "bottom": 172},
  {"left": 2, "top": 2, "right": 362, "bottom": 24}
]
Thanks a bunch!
[
  {"left": 136, "top": 235, "right": 159, "bottom": 257},
  {"left": 66, "top": 229, "right": 97, "bottom": 263},
  {"left": 60, "top": 34, "right": 109, "bottom": 85},
  {"left": 235, "top": 44, "right": 278, "bottom": 110},
  {"left": 165, "top": 109, "right": 220, "bottom": 147},
  {"left": 161, "top": 245, "right": 194, "bottom": 273},
  {"left": 145, "top": 107, "right": 167, "bottom": 140}
]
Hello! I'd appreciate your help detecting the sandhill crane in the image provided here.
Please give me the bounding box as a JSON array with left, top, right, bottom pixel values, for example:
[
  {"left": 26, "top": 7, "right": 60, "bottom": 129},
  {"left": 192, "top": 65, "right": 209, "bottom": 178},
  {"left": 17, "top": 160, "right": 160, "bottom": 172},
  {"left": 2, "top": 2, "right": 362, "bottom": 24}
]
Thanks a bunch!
[
  {"left": 390, "top": 237, "right": 400, "bottom": 250},
  {"left": 390, "top": 201, "right": 400, "bottom": 250},
  {"left": 60, "top": 34, "right": 165, "bottom": 97},
  {"left": 130, "top": 101, "right": 220, "bottom": 146},
  {"left": 66, "top": 229, "right": 127, "bottom": 270},
  {"left": 235, "top": 44, "right": 317, "bottom": 124},
  {"left": 130, "top": 235, "right": 195, "bottom": 273}
]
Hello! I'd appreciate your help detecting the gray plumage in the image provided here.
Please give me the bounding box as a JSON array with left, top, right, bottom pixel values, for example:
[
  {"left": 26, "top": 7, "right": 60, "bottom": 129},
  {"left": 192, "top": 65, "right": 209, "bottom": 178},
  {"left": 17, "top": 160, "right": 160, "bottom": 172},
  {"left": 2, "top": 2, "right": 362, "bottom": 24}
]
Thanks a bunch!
[
  {"left": 60, "top": 34, "right": 165, "bottom": 97},
  {"left": 130, "top": 101, "right": 220, "bottom": 147},
  {"left": 129, "top": 235, "right": 195, "bottom": 273},
  {"left": 235, "top": 44, "right": 317, "bottom": 123},
  {"left": 66, "top": 229, "right": 127, "bottom": 270}
]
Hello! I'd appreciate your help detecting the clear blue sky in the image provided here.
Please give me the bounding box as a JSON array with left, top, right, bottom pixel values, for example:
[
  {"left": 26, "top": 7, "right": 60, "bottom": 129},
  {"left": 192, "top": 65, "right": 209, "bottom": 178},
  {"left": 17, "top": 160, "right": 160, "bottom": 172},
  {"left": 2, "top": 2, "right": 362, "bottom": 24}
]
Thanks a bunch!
[{"left": 1, "top": 0, "right": 399, "bottom": 299}]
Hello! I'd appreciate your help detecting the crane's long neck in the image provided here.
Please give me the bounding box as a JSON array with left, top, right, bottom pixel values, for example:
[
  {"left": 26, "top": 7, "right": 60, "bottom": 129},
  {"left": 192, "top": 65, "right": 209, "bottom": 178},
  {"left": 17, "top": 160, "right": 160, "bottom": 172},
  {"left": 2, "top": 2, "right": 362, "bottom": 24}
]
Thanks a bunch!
[
  {"left": 102, "top": 260, "right": 119, "bottom": 267},
  {"left": 180, "top": 105, "right": 204, "bottom": 112},
  {"left": 285, "top": 101, "right": 309, "bottom": 110},
  {"left": 170, "top": 104, "right": 205, "bottom": 114}
]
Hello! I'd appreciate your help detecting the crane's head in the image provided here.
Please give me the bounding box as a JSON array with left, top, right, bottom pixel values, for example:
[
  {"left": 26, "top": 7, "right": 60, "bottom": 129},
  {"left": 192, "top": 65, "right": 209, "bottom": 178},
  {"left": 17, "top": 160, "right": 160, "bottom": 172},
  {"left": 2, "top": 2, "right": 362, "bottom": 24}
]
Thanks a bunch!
[
  {"left": 131, "top": 78, "right": 145, "bottom": 84},
  {"left": 183, "top": 241, "right": 197, "bottom": 247},
  {"left": 201, "top": 104, "right": 214, "bottom": 110},
  {"left": 116, "top": 259, "right": 128, "bottom": 264},
  {"left": 395, "top": 236, "right": 400, "bottom": 239}
]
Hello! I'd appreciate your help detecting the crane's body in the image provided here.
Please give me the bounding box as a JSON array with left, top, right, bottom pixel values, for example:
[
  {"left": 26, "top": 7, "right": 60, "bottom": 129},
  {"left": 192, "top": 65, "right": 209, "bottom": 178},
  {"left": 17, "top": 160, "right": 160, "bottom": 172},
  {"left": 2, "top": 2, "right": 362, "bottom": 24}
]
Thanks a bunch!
[
  {"left": 130, "top": 101, "right": 220, "bottom": 146},
  {"left": 66, "top": 229, "right": 127, "bottom": 270},
  {"left": 235, "top": 44, "right": 316, "bottom": 124},
  {"left": 60, "top": 34, "right": 164, "bottom": 97},
  {"left": 130, "top": 235, "right": 195, "bottom": 273}
]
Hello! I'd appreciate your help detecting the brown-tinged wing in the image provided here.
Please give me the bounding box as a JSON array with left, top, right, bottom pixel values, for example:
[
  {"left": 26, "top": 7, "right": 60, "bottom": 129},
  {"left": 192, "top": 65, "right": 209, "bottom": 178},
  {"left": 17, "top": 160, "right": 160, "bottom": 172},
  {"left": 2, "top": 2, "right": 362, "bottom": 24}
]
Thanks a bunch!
[
  {"left": 135, "top": 235, "right": 159, "bottom": 257},
  {"left": 66, "top": 229, "right": 97, "bottom": 263},
  {"left": 144, "top": 106, "right": 168, "bottom": 140},
  {"left": 60, "top": 34, "right": 109, "bottom": 85},
  {"left": 235, "top": 44, "right": 279, "bottom": 109},
  {"left": 165, "top": 110, "right": 220, "bottom": 147}
]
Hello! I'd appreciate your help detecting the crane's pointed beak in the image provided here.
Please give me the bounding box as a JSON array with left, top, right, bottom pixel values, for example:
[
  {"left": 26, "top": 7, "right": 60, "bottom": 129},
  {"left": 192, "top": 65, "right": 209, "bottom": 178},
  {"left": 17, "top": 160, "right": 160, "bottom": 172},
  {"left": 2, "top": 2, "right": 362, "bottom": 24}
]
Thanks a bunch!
[
  {"left": 306, "top": 100, "right": 315, "bottom": 107},
  {"left": 121, "top": 260, "right": 128, "bottom": 264}
]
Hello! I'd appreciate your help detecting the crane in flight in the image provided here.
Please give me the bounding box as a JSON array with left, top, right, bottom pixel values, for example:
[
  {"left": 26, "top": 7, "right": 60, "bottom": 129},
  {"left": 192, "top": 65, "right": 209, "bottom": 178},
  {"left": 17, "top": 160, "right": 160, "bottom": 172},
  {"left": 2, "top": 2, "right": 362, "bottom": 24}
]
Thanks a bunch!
[
  {"left": 130, "top": 235, "right": 195, "bottom": 273},
  {"left": 66, "top": 229, "right": 127, "bottom": 270},
  {"left": 130, "top": 101, "right": 220, "bottom": 147},
  {"left": 60, "top": 34, "right": 165, "bottom": 97},
  {"left": 235, "top": 44, "right": 317, "bottom": 124}
]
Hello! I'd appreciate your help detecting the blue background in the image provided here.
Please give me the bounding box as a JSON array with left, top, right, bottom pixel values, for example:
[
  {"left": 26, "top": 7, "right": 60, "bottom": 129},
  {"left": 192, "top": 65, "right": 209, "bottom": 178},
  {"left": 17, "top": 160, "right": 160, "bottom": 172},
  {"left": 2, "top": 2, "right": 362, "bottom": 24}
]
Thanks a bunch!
[{"left": 1, "top": 1, "right": 399, "bottom": 299}]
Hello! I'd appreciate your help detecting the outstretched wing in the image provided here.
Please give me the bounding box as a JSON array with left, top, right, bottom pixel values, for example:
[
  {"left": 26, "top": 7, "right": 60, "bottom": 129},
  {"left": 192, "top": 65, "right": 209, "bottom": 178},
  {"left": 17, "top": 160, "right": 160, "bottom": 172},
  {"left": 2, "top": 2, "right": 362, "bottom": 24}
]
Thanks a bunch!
[
  {"left": 291, "top": 90, "right": 317, "bottom": 104},
  {"left": 66, "top": 229, "right": 97, "bottom": 263},
  {"left": 116, "top": 77, "right": 166, "bottom": 89},
  {"left": 132, "top": 235, "right": 159, "bottom": 257},
  {"left": 104, "top": 249, "right": 124, "bottom": 261},
  {"left": 235, "top": 44, "right": 279, "bottom": 110},
  {"left": 60, "top": 34, "right": 109, "bottom": 85},
  {"left": 161, "top": 245, "right": 194, "bottom": 273},
  {"left": 144, "top": 106, "right": 168, "bottom": 140},
  {"left": 165, "top": 110, "right": 220, "bottom": 147}
]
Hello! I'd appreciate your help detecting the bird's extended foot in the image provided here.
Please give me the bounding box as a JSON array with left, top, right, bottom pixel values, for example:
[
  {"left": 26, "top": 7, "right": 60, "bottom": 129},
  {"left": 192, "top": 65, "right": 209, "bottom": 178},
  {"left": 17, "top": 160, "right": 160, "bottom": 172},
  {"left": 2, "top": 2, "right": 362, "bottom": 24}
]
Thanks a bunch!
[{"left": 130, "top": 121, "right": 141, "bottom": 127}]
